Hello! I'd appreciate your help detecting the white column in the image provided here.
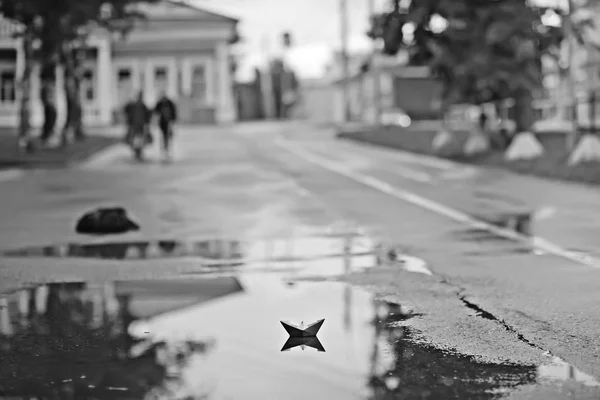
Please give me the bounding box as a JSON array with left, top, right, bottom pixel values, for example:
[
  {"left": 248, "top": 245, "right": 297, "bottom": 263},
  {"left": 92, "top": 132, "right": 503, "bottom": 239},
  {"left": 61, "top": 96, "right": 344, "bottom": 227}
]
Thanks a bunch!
[
  {"left": 55, "top": 65, "right": 67, "bottom": 128},
  {"left": 0, "top": 297, "right": 12, "bottom": 336},
  {"left": 15, "top": 39, "right": 24, "bottom": 85},
  {"left": 168, "top": 58, "right": 177, "bottom": 100},
  {"left": 181, "top": 58, "right": 191, "bottom": 97},
  {"left": 30, "top": 64, "right": 42, "bottom": 128},
  {"left": 129, "top": 59, "right": 141, "bottom": 96},
  {"left": 96, "top": 37, "right": 112, "bottom": 125},
  {"left": 215, "top": 41, "right": 235, "bottom": 123},
  {"left": 34, "top": 285, "right": 49, "bottom": 315},
  {"left": 144, "top": 60, "right": 153, "bottom": 105}
]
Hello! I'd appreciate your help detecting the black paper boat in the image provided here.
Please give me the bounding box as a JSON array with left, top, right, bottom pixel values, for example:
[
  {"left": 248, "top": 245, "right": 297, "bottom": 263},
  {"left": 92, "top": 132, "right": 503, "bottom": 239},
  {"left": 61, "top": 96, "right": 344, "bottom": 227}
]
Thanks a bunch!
[
  {"left": 280, "top": 319, "right": 324, "bottom": 338},
  {"left": 281, "top": 336, "right": 326, "bottom": 352}
]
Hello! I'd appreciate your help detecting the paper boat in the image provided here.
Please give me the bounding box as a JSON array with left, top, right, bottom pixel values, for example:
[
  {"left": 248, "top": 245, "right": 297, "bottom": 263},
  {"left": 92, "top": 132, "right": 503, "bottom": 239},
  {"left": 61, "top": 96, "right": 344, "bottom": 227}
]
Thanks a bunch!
[
  {"left": 281, "top": 336, "right": 326, "bottom": 352},
  {"left": 280, "top": 319, "right": 324, "bottom": 338}
]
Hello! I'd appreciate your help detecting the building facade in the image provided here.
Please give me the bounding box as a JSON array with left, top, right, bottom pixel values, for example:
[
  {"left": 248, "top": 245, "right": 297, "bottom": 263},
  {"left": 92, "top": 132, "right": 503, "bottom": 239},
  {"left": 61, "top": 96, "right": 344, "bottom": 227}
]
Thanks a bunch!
[
  {"left": 332, "top": 52, "right": 440, "bottom": 123},
  {"left": 0, "top": 0, "right": 239, "bottom": 128}
]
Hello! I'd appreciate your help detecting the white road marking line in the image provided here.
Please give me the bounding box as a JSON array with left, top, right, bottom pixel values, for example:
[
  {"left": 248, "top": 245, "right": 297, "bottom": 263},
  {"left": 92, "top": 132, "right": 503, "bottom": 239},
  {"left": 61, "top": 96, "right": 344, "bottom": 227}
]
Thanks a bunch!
[
  {"left": 274, "top": 138, "right": 600, "bottom": 269},
  {"left": 339, "top": 137, "right": 456, "bottom": 170},
  {"left": 306, "top": 142, "right": 434, "bottom": 183}
]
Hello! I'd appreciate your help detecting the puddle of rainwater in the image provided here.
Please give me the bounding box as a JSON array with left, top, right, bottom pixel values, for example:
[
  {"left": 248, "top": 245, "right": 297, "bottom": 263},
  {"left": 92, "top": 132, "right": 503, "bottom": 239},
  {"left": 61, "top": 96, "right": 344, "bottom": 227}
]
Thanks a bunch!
[
  {"left": 462, "top": 248, "right": 534, "bottom": 257},
  {"left": 454, "top": 228, "right": 531, "bottom": 242},
  {"left": 0, "top": 277, "right": 595, "bottom": 399},
  {"left": 451, "top": 227, "right": 541, "bottom": 257},
  {"left": 1, "top": 234, "right": 436, "bottom": 279},
  {"left": 2, "top": 235, "right": 382, "bottom": 278},
  {"left": 2, "top": 235, "right": 377, "bottom": 262},
  {"left": 4, "top": 235, "right": 378, "bottom": 262}
]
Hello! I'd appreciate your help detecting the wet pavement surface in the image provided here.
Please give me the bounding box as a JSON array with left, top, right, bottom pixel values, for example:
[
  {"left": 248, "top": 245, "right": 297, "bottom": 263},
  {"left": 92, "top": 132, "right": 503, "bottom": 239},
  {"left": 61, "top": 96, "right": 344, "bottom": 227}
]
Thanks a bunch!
[
  {"left": 3, "top": 123, "right": 600, "bottom": 399},
  {"left": 1, "top": 275, "right": 597, "bottom": 399}
]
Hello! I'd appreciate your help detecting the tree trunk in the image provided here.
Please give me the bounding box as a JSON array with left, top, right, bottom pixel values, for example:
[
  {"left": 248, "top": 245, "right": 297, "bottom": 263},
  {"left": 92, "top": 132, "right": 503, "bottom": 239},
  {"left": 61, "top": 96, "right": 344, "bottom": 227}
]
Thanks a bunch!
[
  {"left": 39, "top": 62, "right": 57, "bottom": 143},
  {"left": 61, "top": 63, "right": 75, "bottom": 146},
  {"left": 17, "top": 35, "right": 34, "bottom": 153},
  {"left": 513, "top": 89, "right": 535, "bottom": 133},
  {"left": 493, "top": 99, "right": 511, "bottom": 149},
  {"left": 72, "top": 49, "right": 84, "bottom": 141},
  {"left": 60, "top": 48, "right": 84, "bottom": 145}
]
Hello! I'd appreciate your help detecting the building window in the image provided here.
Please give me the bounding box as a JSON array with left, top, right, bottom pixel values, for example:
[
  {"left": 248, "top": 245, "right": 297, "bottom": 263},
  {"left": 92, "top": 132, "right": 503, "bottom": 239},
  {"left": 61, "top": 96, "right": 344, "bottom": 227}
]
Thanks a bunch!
[
  {"left": 118, "top": 68, "right": 131, "bottom": 83},
  {"left": 116, "top": 67, "right": 132, "bottom": 104},
  {"left": 177, "top": 66, "right": 182, "bottom": 96},
  {"left": 154, "top": 66, "right": 167, "bottom": 93},
  {"left": 81, "top": 69, "right": 95, "bottom": 102},
  {"left": 0, "top": 70, "right": 16, "bottom": 103},
  {"left": 191, "top": 64, "right": 207, "bottom": 103}
]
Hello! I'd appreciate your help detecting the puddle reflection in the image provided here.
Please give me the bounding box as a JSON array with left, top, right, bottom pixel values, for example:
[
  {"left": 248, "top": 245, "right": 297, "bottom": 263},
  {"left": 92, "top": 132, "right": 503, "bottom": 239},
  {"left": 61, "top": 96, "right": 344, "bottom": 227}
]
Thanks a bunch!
[
  {"left": 0, "top": 277, "right": 592, "bottom": 399},
  {"left": 3, "top": 235, "right": 377, "bottom": 262},
  {"left": 2, "top": 236, "right": 381, "bottom": 278}
]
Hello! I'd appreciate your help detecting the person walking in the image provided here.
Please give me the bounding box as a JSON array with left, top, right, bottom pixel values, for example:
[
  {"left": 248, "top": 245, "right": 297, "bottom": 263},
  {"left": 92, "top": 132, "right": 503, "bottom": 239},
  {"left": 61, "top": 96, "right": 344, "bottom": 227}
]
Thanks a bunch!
[
  {"left": 153, "top": 91, "right": 177, "bottom": 160},
  {"left": 478, "top": 108, "right": 488, "bottom": 134},
  {"left": 124, "top": 91, "right": 152, "bottom": 145}
]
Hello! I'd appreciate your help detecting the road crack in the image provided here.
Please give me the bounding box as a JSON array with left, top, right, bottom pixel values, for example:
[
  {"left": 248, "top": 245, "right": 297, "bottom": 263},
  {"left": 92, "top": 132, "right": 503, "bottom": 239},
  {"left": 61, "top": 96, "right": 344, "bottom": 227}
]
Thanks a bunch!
[{"left": 458, "top": 294, "right": 544, "bottom": 351}]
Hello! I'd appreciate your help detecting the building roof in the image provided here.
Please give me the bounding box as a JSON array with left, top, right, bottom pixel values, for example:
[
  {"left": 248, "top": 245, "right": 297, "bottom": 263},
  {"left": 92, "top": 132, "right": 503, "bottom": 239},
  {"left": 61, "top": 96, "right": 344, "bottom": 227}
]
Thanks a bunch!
[
  {"left": 135, "top": 0, "right": 239, "bottom": 23},
  {"left": 0, "top": 0, "right": 239, "bottom": 39}
]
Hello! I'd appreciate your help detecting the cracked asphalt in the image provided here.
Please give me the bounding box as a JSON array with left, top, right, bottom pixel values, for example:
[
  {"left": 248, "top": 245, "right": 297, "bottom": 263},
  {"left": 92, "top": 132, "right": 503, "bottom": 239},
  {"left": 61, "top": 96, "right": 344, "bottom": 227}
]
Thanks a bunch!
[{"left": 1, "top": 121, "right": 600, "bottom": 399}]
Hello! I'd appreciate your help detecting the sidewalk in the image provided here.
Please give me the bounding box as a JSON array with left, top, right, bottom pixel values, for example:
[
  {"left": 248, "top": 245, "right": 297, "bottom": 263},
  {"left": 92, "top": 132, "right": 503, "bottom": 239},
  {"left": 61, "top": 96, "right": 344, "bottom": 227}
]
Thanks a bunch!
[
  {"left": 337, "top": 124, "right": 600, "bottom": 186},
  {"left": 0, "top": 127, "right": 121, "bottom": 172}
]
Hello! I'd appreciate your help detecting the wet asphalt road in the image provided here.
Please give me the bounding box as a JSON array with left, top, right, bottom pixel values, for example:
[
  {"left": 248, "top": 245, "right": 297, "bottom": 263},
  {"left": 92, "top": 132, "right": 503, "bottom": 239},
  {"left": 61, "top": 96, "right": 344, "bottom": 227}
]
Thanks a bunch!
[{"left": 1, "top": 121, "right": 600, "bottom": 399}]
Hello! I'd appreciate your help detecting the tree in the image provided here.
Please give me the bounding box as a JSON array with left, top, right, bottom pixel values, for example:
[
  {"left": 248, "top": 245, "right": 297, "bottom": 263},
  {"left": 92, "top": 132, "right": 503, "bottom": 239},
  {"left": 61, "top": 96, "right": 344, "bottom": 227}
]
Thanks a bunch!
[
  {"left": 369, "top": 0, "right": 566, "bottom": 134},
  {"left": 54, "top": 0, "right": 152, "bottom": 144},
  {"left": 0, "top": 1, "right": 40, "bottom": 151},
  {"left": 0, "top": 0, "right": 156, "bottom": 147},
  {"left": 561, "top": 0, "right": 600, "bottom": 148}
]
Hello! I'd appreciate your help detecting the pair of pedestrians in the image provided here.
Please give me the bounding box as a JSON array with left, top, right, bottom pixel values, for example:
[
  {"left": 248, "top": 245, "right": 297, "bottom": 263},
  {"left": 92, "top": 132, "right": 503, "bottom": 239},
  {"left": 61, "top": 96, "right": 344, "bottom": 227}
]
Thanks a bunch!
[{"left": 124, "top": 91, "right": 177, "bottom": 159}]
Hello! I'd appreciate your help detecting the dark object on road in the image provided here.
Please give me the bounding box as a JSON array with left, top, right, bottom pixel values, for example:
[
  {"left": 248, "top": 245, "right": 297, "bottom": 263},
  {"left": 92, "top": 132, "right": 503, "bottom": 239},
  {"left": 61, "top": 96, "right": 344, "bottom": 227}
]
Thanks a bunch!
[
  {"left": 280, "top": 319, "right": 324, "bottom": 338},
  {"left": 75, "top": 207, "right": 140, "bottom": 235},
  {"left": 486, "top": 212, "right": 532, "bottom": 236}
]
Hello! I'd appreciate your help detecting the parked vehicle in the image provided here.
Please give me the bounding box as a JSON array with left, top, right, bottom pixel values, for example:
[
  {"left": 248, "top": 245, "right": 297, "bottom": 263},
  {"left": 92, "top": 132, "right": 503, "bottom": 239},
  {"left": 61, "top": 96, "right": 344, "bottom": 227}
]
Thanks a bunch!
[{"left": 380, "top": 108, "right": 412, "bottom": 128}]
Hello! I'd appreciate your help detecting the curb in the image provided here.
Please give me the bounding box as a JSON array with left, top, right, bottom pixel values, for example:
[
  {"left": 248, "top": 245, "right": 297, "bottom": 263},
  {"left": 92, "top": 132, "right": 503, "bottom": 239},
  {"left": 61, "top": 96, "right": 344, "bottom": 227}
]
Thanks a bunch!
[{"left": 0, "top": 141, "right": 126, "bottom": 180}]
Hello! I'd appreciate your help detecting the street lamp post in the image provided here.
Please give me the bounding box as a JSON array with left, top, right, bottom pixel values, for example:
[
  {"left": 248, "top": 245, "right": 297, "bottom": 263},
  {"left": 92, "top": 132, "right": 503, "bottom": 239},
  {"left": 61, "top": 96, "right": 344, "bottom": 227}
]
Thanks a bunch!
[
  {"left": 589, "top": 90, "right": 596, "bottom": 133},
  {"left": 368, "top": 0, "right": 382, "bottom": 125},
  {"left": 566, "top": 0, "right": 579, "bottom": 150},
  {"left": 340, "top": 0, "right": 351, "bottom": 122}
]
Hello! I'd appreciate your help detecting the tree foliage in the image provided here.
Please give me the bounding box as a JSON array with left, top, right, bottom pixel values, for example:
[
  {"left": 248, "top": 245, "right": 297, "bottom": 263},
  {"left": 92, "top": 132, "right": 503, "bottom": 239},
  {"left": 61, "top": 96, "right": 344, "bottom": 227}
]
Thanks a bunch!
[
  {"left": 368, "top": 0, "right": 580, "bottom": 130},
  {"left": 372, "top": 0, "right": 566, "bottom": 104},
  {"left": 0, "top": 0, "right": 158, "bottom": 143}
]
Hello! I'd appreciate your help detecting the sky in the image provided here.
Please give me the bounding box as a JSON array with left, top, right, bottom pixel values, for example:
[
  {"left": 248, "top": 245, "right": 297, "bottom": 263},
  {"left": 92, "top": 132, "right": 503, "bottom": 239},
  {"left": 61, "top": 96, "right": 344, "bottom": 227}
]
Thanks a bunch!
[
  {"left": 191, "top": 0, "right": 571, "bottom": 82},
  {"left": 192, "top": 0, "right": 384, "bottom": 81}
]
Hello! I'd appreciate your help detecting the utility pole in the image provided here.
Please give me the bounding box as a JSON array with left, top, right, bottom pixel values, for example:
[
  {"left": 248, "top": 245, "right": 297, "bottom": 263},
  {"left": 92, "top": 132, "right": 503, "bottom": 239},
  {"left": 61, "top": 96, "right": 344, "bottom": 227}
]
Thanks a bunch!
[
  {"left": 368, "top": 0, "right": 382, "bottom": 124},
  {"left": 281, "top": 32, "right": 292, "bottom": 119},
  {"left": 340, "top": 0, "right": 351, "bottom": 122},
  {"left": 566, "top": 0, "right": 578, "bottom": 151},
  {"left": 260, "top": 35, "right": 274, "bottom": 120}
]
